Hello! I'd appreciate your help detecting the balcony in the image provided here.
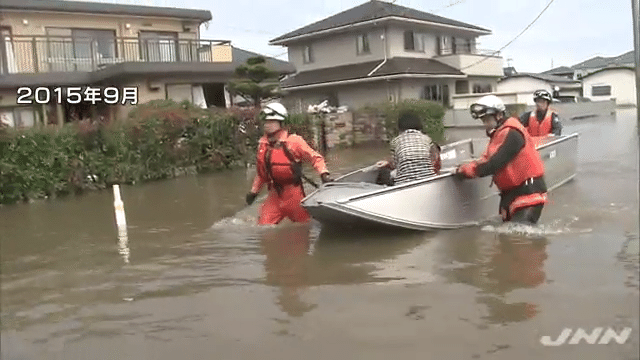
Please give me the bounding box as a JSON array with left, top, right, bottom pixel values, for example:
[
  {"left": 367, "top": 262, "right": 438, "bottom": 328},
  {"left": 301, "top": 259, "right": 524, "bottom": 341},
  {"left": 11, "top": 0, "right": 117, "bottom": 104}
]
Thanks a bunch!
[
  {"left": 435, "top": 46, "right": 504, "bottom": 77},
  {"left": 1, "top": 35, "right": 233, "bottom": 75}
]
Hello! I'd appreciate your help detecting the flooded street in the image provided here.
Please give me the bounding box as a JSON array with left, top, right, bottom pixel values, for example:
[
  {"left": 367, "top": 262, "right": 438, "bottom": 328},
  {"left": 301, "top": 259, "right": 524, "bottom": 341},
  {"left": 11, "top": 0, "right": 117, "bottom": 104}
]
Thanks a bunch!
[{"left": 1, "top": 109, "right": 638, "bottom": 360}]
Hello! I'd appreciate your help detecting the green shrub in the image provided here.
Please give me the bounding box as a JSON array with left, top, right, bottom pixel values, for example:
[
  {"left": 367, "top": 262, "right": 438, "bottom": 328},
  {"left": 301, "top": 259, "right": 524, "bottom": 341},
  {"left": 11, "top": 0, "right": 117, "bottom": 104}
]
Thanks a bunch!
[
  {"left": 357, "top": 99, "right": 446, "bottom": 144},
  {"left": 0, "top": 101, "right": 276, "bottom": 205}
]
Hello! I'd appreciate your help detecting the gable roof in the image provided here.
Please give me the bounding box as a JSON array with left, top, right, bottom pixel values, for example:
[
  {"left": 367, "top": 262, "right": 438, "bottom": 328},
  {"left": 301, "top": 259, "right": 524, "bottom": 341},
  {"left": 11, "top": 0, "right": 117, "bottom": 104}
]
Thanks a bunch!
[
  {"left": 231, "top": 47, "right": 296, "bottom": 74},
  {"left": 269, "top": 0, "right": 490, "bottom": 45},
  {"left": 571, "top": 50, "right": 634, "bottom": 70},
  {"left": 1, "top": 0, "right": 212, "bottom": 22},
  {"left": 500, "top": 72, "right": 580, "bottom": 84},
  {"left": 580, "top": 66, "right": 635, "bottom": 78},
  {"left": 540, "top": 66, "right": 574, "bottom": 75},
  {"left": 280, "top": 57, "right": 464, "bottom": 89}
]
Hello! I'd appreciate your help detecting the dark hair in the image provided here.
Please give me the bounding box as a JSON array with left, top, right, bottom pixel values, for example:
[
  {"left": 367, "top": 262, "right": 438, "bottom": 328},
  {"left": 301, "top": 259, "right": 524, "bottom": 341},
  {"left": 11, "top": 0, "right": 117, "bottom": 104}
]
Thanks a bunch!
[{"left": 397, "top": 111, "right": 423, "bottom": 131}]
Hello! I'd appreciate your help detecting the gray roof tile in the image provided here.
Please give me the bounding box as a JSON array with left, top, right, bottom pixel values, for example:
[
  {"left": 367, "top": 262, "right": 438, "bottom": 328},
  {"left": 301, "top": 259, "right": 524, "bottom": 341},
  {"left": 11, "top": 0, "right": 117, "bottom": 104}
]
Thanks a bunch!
[
  {"left": 270, "top": 0, "right": 490, "bottom": 44},
  {"left": 281, "top": 57, "right": 464, "bottom": 88}
]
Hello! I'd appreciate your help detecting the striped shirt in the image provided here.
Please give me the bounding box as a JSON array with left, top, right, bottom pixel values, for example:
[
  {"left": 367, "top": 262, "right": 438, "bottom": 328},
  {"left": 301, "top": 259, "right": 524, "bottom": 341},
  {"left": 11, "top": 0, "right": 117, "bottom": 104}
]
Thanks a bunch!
[{"left": 390, "top": 129, "right": 437, "bottom": 184}]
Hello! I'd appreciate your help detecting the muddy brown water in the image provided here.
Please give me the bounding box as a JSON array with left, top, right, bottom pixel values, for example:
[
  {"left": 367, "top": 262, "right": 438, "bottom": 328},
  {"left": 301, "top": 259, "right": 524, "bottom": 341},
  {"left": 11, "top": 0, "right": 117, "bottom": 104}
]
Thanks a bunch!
[{"left": 1, "top": 109, "right": 638, "bottom": 360}]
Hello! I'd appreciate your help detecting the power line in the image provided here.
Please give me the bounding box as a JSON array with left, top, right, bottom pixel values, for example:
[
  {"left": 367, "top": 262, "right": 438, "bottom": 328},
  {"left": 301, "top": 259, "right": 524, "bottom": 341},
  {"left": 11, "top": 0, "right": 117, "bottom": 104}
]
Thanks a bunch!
[
  {"left": 460, "top": 0, "right": 556, "bottom": 71},
  {"left": 430, "top": 0, "right": 467, "bottom": 14}
]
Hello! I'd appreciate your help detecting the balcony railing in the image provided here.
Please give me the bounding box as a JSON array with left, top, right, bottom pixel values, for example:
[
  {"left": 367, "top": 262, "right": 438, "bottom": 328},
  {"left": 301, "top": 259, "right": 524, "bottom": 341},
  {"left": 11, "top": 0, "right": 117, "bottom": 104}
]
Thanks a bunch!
[
  {"left": 438, "top": 45, "right": 500, "bottom": 57},
  {"left": 1, "top": 35, "right": 232, "bottom": 74}
]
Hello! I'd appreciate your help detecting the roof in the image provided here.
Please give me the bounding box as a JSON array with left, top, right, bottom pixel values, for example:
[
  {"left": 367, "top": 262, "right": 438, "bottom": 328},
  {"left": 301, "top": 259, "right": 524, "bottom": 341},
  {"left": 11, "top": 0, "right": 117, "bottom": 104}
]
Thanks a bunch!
[
  {"left": 269, "top": 0, "right": 490, "bottom": 44},
  {"left": 231, "top": 47, "right": 296, "bottom": 74},
  {"left": 1, "top": 0, "right": 212, "bottom": 21},
  {"left": 580, "top": 66, "right": 635, "bottom": 78},
  {"left": 571, "top": 50, "right": 634, "bottom": 70},
  {"left": 281, "top": 57, "right": 464, "bottom": 88},
  {"left": 540, "top": 66, "right": 574, "bottom": 75},
  {"left": 500, "top": 72, "right": 580, "bottom": 84}
]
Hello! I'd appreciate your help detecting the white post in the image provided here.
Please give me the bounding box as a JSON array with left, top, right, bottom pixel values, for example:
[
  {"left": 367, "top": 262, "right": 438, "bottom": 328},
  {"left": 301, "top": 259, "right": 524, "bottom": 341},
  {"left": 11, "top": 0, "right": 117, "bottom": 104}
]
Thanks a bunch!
[{"left": 113, "top": 184, "right": 130, "bottom": 264}]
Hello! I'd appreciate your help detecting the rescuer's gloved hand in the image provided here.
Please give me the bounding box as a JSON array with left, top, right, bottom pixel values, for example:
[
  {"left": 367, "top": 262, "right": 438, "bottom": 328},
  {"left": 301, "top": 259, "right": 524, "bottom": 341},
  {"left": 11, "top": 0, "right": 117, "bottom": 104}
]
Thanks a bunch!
[
  {"left": 321, "top": 173, "right": 333, "bottom": 184},
  {"left": 246, "top": 192, "right": 258, "bottom": 205}
]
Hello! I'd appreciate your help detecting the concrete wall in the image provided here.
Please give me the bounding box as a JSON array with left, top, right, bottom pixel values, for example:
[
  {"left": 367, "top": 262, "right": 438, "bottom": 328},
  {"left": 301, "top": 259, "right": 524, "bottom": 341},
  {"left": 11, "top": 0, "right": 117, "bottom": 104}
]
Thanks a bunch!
[
  {"left": 435, "top": 54, "right": 503, "bottom": 77},
  {"left": 2, "top": 11, "right": 193, "bottom": 37},
  {"left": 582, "top": 68, "right": 637, "bottom": 106},
  {"left": 287, "top": 27, "right": 386, "bottom": 71},
  {"left": 497, "top": 77, "right": 551, "bottom": 95},
  {"left": 444, "top": 99, "right": 617, "bottom": 127}
]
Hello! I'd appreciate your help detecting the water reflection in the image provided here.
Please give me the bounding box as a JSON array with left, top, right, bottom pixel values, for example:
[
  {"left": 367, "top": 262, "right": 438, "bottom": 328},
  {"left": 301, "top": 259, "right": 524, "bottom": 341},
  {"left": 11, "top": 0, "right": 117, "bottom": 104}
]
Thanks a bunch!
[
  {"left": 440, "top": 230, "right": 548, "bottom": 324},
  {"left": 259, "top": 224, "right": 316, "bottom": 317},
  {"left": 257, "top": 223, "right": 431, "bottom": 317}
]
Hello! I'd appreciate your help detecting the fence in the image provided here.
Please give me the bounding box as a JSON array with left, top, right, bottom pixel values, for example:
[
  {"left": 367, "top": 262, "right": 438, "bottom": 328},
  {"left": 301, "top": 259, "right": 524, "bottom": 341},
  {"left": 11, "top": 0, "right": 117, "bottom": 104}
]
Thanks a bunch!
[{"left": 1, "top": 35, "right": 231, "bottom": 74}]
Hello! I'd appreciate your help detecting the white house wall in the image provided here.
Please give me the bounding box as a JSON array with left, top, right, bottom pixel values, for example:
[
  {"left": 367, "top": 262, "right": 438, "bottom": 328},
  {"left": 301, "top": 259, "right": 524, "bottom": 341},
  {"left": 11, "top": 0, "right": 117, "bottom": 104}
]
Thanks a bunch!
[
  {"left": 582, "top": 69, "right": 637, "bottom": 106},
  {"left": 497, "top": 77, "right": 551, "bottom": 94},
  {"left": 286, "top": 28, "right": 386, "bottom": 72}
]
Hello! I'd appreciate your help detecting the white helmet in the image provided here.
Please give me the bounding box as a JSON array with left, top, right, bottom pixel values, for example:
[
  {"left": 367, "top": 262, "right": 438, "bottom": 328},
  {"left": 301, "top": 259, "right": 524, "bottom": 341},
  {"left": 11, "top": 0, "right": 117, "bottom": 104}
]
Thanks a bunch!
[
  {"left": 470, "top": 95, "right": 506, "bottom": 119},
  {"left": 261, "top": 102, "right": 288, "bottom": 121}
]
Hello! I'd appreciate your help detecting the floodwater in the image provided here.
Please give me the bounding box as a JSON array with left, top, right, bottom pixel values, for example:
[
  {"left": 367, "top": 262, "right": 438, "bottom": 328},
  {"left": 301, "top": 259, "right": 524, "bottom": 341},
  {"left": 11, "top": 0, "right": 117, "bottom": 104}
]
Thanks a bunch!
[{"left": 1, "top": 109, "right": 638, "bottom": 360}]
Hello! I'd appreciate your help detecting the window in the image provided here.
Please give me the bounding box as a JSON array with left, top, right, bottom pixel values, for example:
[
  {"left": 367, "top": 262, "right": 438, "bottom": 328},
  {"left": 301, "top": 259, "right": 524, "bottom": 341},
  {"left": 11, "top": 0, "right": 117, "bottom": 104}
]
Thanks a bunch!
[
  {"left": 404, "top": 31, "right": 424, "bottom": 52},
  {"left": 473, "top": 83, "right": 492, "bottom": 94},
  {"left": 303, "top": 45, "right": 313, "bottom": 63},
  {"left": 356, "top": 34, "right": 370, "bottom": 55},
  {"left": 438, "top": 36, "right": 452, "bottom": 55},
  {"left": 1, "top": 107, "right": 39, "bottom": 128},
  {"left": 423, "top": 84, "right": 450, "bottom": 107},
  {"left": 139, "top": 31, "right": 178, "bottom": 62},
  {"left": 455, "top": 80, "right": 469, "bottom": 94},
  {"left": 591, "top": 85, "right": 611, "bottom": 96}
]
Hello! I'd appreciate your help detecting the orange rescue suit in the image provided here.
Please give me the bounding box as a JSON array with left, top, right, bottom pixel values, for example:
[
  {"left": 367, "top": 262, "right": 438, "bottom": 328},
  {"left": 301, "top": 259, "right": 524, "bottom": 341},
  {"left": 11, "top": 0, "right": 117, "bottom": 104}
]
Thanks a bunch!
[
  {"left": 251, "top": 130, "right": 328, "bottom": 225},
  {"left": 459, "top": 117, "right": 547, "bottom": 221}
]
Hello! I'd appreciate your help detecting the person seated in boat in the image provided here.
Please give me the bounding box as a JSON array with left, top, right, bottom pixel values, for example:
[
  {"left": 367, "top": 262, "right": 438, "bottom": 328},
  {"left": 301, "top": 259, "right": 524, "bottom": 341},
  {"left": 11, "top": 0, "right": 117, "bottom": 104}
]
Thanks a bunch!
[
  {"left": 375, "top": 111, "right": 441, "bottom": 186},
  {"left": 455, "top": 95, "right": 548, "bottom": 225},
  {"left": 518, "top": 89, "right": 562, "bottom": 137}
]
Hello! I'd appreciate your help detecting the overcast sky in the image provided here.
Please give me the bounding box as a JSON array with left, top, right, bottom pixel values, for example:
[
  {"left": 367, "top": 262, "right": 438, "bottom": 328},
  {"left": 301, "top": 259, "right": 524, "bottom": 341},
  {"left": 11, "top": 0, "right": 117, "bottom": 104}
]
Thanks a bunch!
[{"left": 90, "top": 0, "right": 634, "bottom": 73}]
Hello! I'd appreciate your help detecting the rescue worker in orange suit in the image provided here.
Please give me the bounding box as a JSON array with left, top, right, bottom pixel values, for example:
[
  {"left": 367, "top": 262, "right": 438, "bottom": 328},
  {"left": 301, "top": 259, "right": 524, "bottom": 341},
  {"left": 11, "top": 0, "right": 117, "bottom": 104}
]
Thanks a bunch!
[
  {"left": 519, "top": 89, "right": 562, "bottom": 137},
  {"left": 455, "top": 95, "right": 548, "bottom": 225},
  {"left": 245, "top": 102, "right": 333, "bottom": 225}
]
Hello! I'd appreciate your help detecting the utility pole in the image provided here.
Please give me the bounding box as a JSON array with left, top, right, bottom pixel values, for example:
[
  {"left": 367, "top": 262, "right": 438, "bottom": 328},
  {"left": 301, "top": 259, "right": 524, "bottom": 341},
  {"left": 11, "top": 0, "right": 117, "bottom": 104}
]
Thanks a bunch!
[{"left": 632, "top": 0, "right": 640, "bottom": 132}]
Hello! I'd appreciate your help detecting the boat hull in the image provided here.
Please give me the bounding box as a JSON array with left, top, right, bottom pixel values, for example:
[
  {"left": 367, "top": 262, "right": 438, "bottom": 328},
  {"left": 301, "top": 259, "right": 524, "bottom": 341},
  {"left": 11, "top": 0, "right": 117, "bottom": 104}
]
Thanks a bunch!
[{"left": 301, "top": 133, "right": 579, "bottom": 230}]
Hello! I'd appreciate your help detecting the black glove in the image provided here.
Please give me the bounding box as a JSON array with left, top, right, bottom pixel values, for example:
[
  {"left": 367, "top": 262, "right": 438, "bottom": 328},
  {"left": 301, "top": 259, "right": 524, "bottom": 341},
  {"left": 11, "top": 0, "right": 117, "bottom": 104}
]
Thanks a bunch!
[
  {"left": 246, "top": 192, "right": 258, "bottom": 205},
  {"left": 321, "top": 173, "right": 333, "bottom": 184}
]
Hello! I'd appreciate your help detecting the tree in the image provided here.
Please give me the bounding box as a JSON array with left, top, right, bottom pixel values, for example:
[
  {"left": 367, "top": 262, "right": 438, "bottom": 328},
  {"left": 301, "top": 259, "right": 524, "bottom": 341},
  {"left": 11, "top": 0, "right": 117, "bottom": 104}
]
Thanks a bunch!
[{"left": 227, "top": 56, "right": 281, "bottom": 108}]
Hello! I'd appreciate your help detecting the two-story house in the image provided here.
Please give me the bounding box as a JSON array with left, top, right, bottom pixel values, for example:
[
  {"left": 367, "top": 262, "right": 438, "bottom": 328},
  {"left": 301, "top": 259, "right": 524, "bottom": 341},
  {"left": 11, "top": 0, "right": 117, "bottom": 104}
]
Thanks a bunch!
[
  {"left": 268, "top": 0, "right": 504, "bottom": 113},
  {"left": 0, "top": 0, "right": 294, "bottom": 128}
]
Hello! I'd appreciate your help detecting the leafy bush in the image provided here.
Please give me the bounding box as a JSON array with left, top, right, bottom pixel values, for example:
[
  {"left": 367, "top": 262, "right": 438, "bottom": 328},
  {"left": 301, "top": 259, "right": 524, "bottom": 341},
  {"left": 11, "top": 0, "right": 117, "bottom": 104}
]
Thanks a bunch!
[
  {"left": 0, "top": 100, "right": 266, "bottom": 205},
  {"left": 358, "top": 99, "right": 446, "bottom": 144}
]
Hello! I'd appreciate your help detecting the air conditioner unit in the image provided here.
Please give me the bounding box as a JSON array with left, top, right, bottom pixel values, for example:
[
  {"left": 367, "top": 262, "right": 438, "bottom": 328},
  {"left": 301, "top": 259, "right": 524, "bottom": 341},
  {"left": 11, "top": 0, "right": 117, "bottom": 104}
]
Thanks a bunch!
[{"left": 148, "top": 80, "right": 162, "bottom": 90}]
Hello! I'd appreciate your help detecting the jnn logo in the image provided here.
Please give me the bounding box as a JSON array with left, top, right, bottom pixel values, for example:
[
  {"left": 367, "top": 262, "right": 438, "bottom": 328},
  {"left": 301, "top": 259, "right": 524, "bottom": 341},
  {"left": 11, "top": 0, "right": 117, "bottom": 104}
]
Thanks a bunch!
[{"left": 540, "top": 327, "right": 633, "bottom": 346}]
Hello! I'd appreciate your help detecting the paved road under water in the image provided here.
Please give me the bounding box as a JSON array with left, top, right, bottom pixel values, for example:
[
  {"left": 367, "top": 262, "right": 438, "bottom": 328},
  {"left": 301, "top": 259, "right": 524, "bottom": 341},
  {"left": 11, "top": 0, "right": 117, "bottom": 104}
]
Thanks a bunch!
[{"left": 1, "top": 109, "right": 638, "bottom": 360}]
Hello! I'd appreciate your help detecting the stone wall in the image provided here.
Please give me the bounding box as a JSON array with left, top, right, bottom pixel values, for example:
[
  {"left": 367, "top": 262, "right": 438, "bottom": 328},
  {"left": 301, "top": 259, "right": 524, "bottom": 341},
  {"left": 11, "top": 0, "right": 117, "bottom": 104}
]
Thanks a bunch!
[{"left": 313, "top": 111, "right": 388, "bottom": 149}]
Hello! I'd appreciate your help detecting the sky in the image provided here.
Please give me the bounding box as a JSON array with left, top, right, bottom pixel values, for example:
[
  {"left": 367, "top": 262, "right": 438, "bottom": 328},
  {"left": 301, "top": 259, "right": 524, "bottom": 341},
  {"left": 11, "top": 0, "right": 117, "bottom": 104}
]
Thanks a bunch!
[{"left": 82, "top": 0, "right": 634, "bottom": 73}]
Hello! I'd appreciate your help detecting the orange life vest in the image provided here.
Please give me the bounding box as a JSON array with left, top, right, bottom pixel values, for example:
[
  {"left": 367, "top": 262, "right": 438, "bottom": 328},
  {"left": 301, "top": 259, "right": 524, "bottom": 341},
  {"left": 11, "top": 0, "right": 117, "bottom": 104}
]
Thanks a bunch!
[
  {"left": 485, "top": 117, "right": 545, "bottom": 192},
  {"left": 526, "top": 109, "right": 554, "bottom": 137},
  {"left": 257, "top": 139, "right": 301, "bottom": 187}
]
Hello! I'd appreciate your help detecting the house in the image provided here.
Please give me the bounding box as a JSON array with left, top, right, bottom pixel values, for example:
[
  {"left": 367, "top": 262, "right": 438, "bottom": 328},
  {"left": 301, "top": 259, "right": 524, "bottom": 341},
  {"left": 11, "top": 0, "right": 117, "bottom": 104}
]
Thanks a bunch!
[
  {"left": 495, "top": 72, "right": 583, "bottom": 105},
  {"left": 538, "top": 50, "right": 635, "bottom": 82},
  {"left": 580, "top": 66, "right": 636, "bottom": 106},
  {"left": 268, "top": 0, "right": 504, "bottom": 113},
  {"left": 0, "top": 0, "right": 294, "bottom": 128},
  {"left": 571, "top": 50, "right": 635, "bottom": 79}
]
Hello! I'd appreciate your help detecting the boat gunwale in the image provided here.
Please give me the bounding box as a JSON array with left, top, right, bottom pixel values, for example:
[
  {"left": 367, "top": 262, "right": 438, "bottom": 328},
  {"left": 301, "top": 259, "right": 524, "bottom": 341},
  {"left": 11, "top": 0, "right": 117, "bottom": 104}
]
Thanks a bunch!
[{"left": 302, "top": 132, "right": 579, "bottom": 205}]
